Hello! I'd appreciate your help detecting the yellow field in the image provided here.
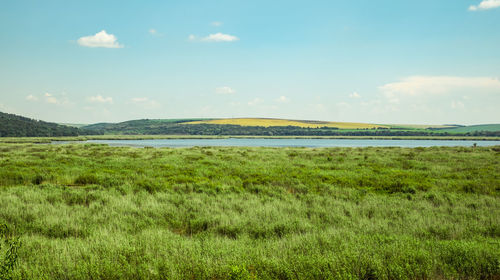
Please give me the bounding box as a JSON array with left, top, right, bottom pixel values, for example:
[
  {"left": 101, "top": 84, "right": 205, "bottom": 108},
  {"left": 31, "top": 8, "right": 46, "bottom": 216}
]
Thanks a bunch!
[{"left": 186, "top": 118, "right": 388, "bottom": 129}]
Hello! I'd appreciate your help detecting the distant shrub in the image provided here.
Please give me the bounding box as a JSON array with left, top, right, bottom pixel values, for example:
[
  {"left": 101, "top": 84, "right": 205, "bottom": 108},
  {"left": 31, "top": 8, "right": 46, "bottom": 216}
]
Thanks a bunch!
[
  {"left": 31, "top": 174, "right": 44, "bottom": 185},
  {"left": 74, "top": 174, "right": 99, "bottom": 185},
  {"left": 135, "top": 178, "right": 163, "bottom": 194}
]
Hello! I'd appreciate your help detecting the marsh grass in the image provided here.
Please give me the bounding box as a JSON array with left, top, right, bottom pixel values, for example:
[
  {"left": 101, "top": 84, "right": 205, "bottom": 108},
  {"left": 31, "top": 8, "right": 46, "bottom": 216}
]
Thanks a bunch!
[{"left": 0, "top": 144, "right": 498, "bottom": 279}]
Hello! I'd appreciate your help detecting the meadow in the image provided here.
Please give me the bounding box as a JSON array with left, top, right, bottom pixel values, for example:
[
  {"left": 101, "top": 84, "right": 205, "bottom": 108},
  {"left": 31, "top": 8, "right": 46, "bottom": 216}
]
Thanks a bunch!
[{"left": 0, "top": 143, "right": 499, "bottom": 279}]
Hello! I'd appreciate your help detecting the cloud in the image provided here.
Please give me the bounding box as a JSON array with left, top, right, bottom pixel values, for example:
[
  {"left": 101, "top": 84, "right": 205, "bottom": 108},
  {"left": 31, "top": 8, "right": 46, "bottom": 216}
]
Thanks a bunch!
[
  {"left": 44, "top": 93, "right": 59, "bottom": 104},
  {"left": 149, "top": 29, "right": 163, "bottom": 37},
  {"left": 88, "top": 95, "right": 113, "bottom": 104},
  {"left": 215, "top": 86, "right": 236, "bottom": 95},
  {"left": 379, "top": 76, "right": 500, "bottom": 99},
  {"left": 276, "top": 96, "right": 290, "bottom": 103},
  {"left": 451, "top": 100, "right": 465, "bottom": 109},
  {"left": 349, "top": 92, "right": 361, "bottom": 98},
  {"left": 211, "top": 21, "right": 223, "bottom": 27},
  {"left": 190, "top": 33, "right": 238, "bottom": 42},
  {"left": 469, "top": 0, "right": 500, "bottom": 11},
  {"left": 248, "top": 98, "right": 262, "bottom": 106},
  {"left": 202, "top": 33, "right": 239, "bottom": 42},
  {"left": 26, "top": 95, "right": 38, "bottom": 101},
  {"left": 77, "top": 30, "right": 123, "bottom": 48}
]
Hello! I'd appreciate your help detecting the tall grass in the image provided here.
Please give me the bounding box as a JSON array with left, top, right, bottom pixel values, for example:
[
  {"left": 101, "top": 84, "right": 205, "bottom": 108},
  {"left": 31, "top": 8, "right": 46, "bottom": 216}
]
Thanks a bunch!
[{"left": 0, "top": 143, "right": 498, "bottom": 279}]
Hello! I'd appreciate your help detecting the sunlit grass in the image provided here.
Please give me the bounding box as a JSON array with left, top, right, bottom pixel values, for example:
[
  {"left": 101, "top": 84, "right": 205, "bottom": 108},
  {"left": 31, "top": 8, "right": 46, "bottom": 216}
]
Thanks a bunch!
[{"left": 0, "top": 144, "right": 499, "bottom": 279}]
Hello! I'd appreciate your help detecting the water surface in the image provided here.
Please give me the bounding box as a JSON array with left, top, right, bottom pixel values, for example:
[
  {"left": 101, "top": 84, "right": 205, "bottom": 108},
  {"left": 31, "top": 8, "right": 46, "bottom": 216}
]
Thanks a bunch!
[{"left": 52, "top": 138, "right": 500, "bottom": 148}]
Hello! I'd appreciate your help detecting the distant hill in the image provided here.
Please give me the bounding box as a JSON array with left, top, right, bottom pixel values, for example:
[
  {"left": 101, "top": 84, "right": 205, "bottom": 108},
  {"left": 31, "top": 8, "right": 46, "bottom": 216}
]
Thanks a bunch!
[
  {"left": 0, "top": 111, "right": 79, "bottom": 137},
  {"left": 81, "top": 119, "right": 208, "bottom": 134},
  {"left": 58, "top": 123, "right": 88, "bottom": 128},
  {"left": 186, "top": 118, "right": 388, "bottom": 129},
  {"left": 80, "top": 117, "right": 498, "bottom": 137},
  {"left": 437, "top": 124, "right": 500, "bottom": 133}
]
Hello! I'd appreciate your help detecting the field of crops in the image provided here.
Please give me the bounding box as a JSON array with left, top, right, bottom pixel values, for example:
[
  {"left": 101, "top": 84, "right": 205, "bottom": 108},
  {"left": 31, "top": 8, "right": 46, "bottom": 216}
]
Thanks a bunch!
[
  {"left": 187, "top": 118, "right": 388, "bottom": 129},
  {"left": 1, "top": 143, "right": 499, "bottom": 279}
]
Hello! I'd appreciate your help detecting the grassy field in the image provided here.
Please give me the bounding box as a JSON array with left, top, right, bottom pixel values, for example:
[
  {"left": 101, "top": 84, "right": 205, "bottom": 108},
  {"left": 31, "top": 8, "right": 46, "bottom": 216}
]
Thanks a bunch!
[
  {"left": 0, "top": 143, "right": 499, "bottom": 279},
  {"left": 439, "top": 124, "right": 500, "bottom": 133},
  {"left": 187, "top": 118, "right": 388, "bottom": 129}
]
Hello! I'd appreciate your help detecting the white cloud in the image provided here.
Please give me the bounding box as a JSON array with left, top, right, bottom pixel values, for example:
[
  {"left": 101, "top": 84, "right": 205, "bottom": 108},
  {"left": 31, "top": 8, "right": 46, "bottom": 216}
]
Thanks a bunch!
[
  {"left": 201, "top": 33, "right": 239, "bottom": 42},
  {"left": 188, "top": 34, "right": 197, "bottom": 41},
  {"left": 215, "top": 86, "right": 236, "bottom": 95},
  {"left": 469, "top": 0, "right": 500, "bottom": 11},
  {"left": 349, "top": 92, "right": 361, "bottom": 98},
  {"left": 248, "top": 98, "right": 262, "bottom": 106},
  {"left": 276, "top": 96, "right": 290, "bottom": 103},
  {"left": 77, "top": 30, "right": 124, "bottom": 48},
  {"left": 211, "top": 21, "right": 223, "bottom": 27},
  {"left": 451, "top": 100, "right": 465, "bottom": 109},
  {"left": 26, "top": 95, "right": 38, "bottom": 101},
  {"left": 379, "top": 76, "right": 500, "bottom": 97},
  {"left": 88, "top": 95, "right": 113, "bottom": 104},
  {"left": 44, "top": 93, "right": 59, "bottom": 104},
  {"left": 149, "top": 29, "right": 157, "bottom": 35}
]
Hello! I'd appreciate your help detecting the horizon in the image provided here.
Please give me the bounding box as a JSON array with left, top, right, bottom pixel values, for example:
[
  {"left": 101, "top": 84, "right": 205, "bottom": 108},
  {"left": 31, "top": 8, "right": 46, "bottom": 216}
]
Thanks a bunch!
[{"left": 1, "top": 0, "right": 500, "bottom": 125}]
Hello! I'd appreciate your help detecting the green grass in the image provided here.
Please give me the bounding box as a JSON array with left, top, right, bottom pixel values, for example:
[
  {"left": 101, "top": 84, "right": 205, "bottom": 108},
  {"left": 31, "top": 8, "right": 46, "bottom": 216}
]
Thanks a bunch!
[
  {"left": 0, "top": 143, "right": 499, "bottom": 279},
  {"left": 439, "top": 124, "right": 500, "bottom": 133}
]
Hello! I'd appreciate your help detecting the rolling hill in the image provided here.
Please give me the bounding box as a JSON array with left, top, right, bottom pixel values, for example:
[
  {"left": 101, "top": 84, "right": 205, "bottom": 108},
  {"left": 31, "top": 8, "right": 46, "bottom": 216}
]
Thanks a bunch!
[
  {"left": 186, "top": 118, "right": 388, "bottom": 129},
  {"left": 436, "top": 124, "right": 500, "bottom": 133},
  {"left": 0, "top": 111, "right": 79, "bottom": 137}
]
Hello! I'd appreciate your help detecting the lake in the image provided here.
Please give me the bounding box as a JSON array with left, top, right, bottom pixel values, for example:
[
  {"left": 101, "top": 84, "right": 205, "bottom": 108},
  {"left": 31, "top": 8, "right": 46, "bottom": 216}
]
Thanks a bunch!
[{"left": 52, "top": 138, "right": 500, "bottom": 148}]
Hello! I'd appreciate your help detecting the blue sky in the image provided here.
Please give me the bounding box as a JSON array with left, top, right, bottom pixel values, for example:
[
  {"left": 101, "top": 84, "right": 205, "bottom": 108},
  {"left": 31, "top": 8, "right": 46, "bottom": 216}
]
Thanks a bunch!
[{"left": 1, "top": 0, "right": 499, "bottom": 124}]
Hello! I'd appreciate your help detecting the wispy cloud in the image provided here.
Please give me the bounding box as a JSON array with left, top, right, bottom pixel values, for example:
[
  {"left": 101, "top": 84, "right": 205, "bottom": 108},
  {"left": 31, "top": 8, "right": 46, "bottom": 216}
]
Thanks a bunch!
[
  {"left": 44, "top": 93, "right": 59, "bottom": 104},
  {"left": 211, "top": 21, "right": 223, "bottom": 27},
  {"left": 202, "top": 33, "right": 239, "bottom": 42},
  {"left": 451, "top": 100, "right": 465, "bottom": 109},
  {"left": 276, "top": 96, "right": 290, "bottom": 103},
  {"left": 379, "top": 76, "right": 500, "bottom": 100},
  {"left": 88, "top": 95, "right": 113, "bottom": 104},
  {"left": 190, "top": 33, "right": 239, "bottom": 42},
  {"left": 349, "top": 92, "right": 361, "bottom": 99},
  {"left": 248, "top": 98, "right": 262, "bottom": 106},
  {"left": 215, "top": 86, "right": 236, "bottom": 95},
  {"left": 77, "top": 30, "right": 123, "bottom": 48},
  {"left": 469, "top": 0, "right": 500, "bottom": 11},
  {"left": 25, "top": 95, "right": 38, "bottom": 101},
  {"left": 148, "top": 28, "right": 163, "bottom": 37},
  {"left": 42, "top": 92, "right": 71, "bottom": 105}
]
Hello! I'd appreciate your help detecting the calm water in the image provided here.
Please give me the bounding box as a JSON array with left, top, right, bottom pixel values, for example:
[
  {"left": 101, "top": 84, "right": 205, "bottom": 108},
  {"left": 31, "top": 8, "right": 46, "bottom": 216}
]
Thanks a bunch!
[{"left": 52, "top": 138, "right": 500, "bottom": 148}]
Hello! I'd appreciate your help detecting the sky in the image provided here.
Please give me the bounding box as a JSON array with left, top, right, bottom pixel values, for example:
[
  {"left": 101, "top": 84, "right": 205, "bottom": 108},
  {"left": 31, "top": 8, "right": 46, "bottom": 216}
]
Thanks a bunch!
[{"left": 1, "top": 0, "right": 499, "bottom": 125}]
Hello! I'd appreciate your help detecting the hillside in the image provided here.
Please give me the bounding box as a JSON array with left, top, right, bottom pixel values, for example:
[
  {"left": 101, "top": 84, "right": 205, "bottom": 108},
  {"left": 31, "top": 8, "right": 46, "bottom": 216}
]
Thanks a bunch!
[
  {"left": 437, "top": 124, "right": 500, "bottom": 133},
  {"left": 187, "top": 118, "right": 388, "bottom": 129},
  {"left": 0, "top": 111, "right": 79, "bottom": 137},
  {"left": 80, "top": 118, "right": 500, "bottom": 136},
  {"left": 81, "top": 119, "right": 207, "bottom": 134}
]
